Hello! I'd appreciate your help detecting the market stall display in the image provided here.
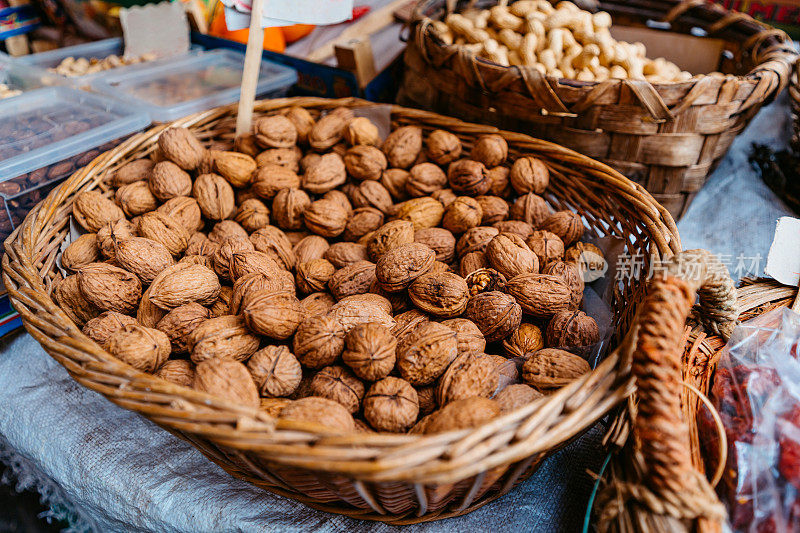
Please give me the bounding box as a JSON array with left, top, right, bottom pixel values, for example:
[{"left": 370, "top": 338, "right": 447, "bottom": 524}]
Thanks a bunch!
[
  {"left": 400, "top": 0, "right": 797, "bottom": 219},
  {"left": 2, "top": 96, "right": 680, "bottom": 521}
]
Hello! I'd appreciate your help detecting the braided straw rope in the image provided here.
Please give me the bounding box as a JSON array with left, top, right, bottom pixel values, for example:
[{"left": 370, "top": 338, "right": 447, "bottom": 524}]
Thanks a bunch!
[
  {"left": 3, "top": 97, "right": 681, "bottom": 522},
  {"left": 403, "top": 0, "right": 798, "bottom": 220}
]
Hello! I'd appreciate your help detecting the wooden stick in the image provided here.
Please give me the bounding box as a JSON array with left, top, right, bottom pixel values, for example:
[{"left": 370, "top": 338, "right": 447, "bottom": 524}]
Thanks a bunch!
[{"left": 235, "top": 0, "right": 265, "bottom": 137}]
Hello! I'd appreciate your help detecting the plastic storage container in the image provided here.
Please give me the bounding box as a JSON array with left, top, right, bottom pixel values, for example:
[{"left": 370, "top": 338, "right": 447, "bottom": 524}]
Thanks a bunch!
[
  {"left": 0, "top": 57, "right": 60, "bottom": 99},
  {"left": 90, "top": 49, "right": 298, "bottom": 122},
  {"left": 0, "top": 87, "right": 150, "bottom": 254}
]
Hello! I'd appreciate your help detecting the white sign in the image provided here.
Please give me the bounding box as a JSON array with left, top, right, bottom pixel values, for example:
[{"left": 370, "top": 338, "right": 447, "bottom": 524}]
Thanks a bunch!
[
  {"left": 765, "top": 216, "right": 800, "bottom": 286},
  {"left": 120, "top": 2, "right": 190, "bottom": 59},
  {"left": 222, "top": 0, "right": 353, "bottom": 30}
]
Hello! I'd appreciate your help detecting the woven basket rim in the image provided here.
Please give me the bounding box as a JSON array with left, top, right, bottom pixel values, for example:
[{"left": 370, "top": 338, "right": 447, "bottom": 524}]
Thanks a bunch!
[{"left": 3, "top": 96, "right": 679, "bottom": 485}]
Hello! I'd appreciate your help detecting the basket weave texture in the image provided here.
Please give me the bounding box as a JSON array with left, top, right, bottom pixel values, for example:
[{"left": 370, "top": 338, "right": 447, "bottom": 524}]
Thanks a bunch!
[
  {"left": 3, "top": 97, "right": 681, "bottom": 523},
  {"left": 400, "top": 0, "right": 797, "bottom": 220}
]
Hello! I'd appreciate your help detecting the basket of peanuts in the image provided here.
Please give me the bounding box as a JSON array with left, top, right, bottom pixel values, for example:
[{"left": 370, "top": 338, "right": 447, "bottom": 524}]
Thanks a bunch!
[
  {"left": 401, "top": 0, "right": 797, "bottom": 220},
  {"left": 2, "top": 97, "right": 684, "bottom": 523}
]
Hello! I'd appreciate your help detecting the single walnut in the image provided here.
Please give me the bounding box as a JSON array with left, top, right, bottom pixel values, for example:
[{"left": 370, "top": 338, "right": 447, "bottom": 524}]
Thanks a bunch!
[
  {"left": 185, "top": 233, "right": 218, "bottom": 257},
  {"left": 405, "top": 163, "right": 447, "bottom": 197},
  {"left": 284, "top": 106, "right": 314, "bottom": 144},
  {"left": 364, "top": 377, "right": 419, "bottom": 432},
  {"left": 210, "top": 286, "right": 233, "bottom": 317},
  {"left": 390, "top": 309, "right": 429, "bottom": 343},
  {"left": 459, "top": 251, "right": 488, "bottom": 277},
  {"left": 394, "top": 197, "right": 445, "bottom": 229},
  {"left": 505, "top": 273, "right": 572, "bottom": 318},
  {"left": 470, "top": 134, "right": 507, "bottom": 167},
  {"left": 423, "top": 397, "right": 500, "bottom": 434},
  {"left": 300, "top": 152, "right": 322, "bottom": 172},
  {"left": 252, "top": 164, "right": 301, "bottom": 199},
  {"left": 437, "top": 352, "right": 499, "bottom": 405},
  {"left": 147, "top": 262, "right": 221, "bottom": 310},
  {"left": 192, "top": 173, "right": 235, "bottom": 221},
  {"left": 234, "top": 198, "right": 270, "bottom": 233},
  {"left": 509, "top": 156, "right": 549, "bottom": 195},
  {"left": 230, "top": 272, "right": 291, "bottom": 315},
  {"left": 190, "top": 315, "right": 260, "bottom": 363},
  {"left": 243, "top": 290, "right": 304, "bottom": 339},
  {"left": 116, "top": 180, "right": 158, "bottom": 217},
  {"left": 327, "top": 294, "right": 394, "bottom": 333},
  {"left": 475, "top": 195, "right": 509, "bottom": 225},
  {"left": 194, "top": 358, "right": 260, "bottom": 408},
  {"left": 509, "top": 193, "right": 551, "bottom": 227},
  {"left": 382, "top": 126, "right": 422, "bottom": 169},
  {"left": 465, "top": 291, "right": 522, "bottom": 343},
  {"left": 208, "top": 220, "right": 249, "bottom": 243},
  {"left": 487, "top": 166, "right": 512, "bottom": 198},
  {"left": 432, "top": 188, "right": 457, "bottom": 208},
  {"left": 293, "top": 235, "right": 329, "bottom": 264},
  {"left": 465, "top": 268, "right": 507, "bottom": 296},
  {"left": 271, "top": 188, "right": 310, "bottom": 231},
  {"left": 342, "top": 322, "right": 397, "bottom": 381},
  {"left": 526, "top": 230, "right": 564, "bottom": 268},
  {"left": 408, "top": 272, "right": 469, "bottom": 318},
  {"left": 113, "top": 237, "right": 175, "bottom": 285},
  {"left": 158, "top": 127, "right": 206, "bottom": 171},
  {"left": 565, "top": 242, "right": 606, "bottom": 283},
  {"left": 366, "top": 220, "right": 415, "bottom": 261},
  {"left": 543, "top": 260, "right": 584, "bottom": 309},
  {"left": 503, "top": 323, "right": 545, "bottom": 359},
  {"left": 540, "top": 211, "right": 584, "bottom": 246},
  {"left": 55, "top": 275, "right": 100, "bottom": 326},
  {"left": 106, "top": 324, "right": 170, "bottom": 372},
  {"left": 300, "top": 292, "right": 336, "bottom": 318},
  {"left": 440, "top": 318, "right": 486, "bottom": 355},
  {"left": 155, "top": 359, "right": 195, "bottom": 388},
  {"left": 111, "top": 158, "right": 155, "bottom": 187},
  {"left": 328, "top": 260, "right": 376, "bottom": 300},
  {"left": 375, "top": 242, "right": 435, "bottom": 292},
  {"left": 82, "top": 311, "right": 136, "bottom": 347},
  {"left": 158, "top": 196, "right": 204, "bottom": 233},
  {"left": 447, "top": 159, "right": 490, "bottom": 196},
  {"left": 148, "top": 161, "right": 192, "bottom": 201},
  {"left": 545, "top": 310, "right": 600, "bottom": 350},
  {"left": 485, "top": 232, "right": 539, "bottom": 279},
  {"left": 309, "top": 365, "right": 365, "bottom": 413},
  {"left": 156, "top": 303, "right": 211, "bottom": 354},
  {"left": 293, "top": 314, "right": 346, "bottom": 368},
  {"left": 456, "top": 226, "right": 499, "bottom": 257},
  {"left": 523, "top": 348, "right": 591, "bottom": 391},
  {"left": 62, "top": 234, "right": 99, "bottom": 272},
  {"left": 279, "top": 396, "right": 355, "bottom": 432},
  {"left": 255, "top": 115, "right": 298, "bottom": 148},
  {"left": 343, "top": 145, "right": 387, "bottom": 181},
  {"left": 442, "top": 196, "right": 483, "bottom": 234},
  {"left": 73, "top": 190, "right": 125, "bottom": 233},
  {"left": 380, "top": 168, "right": 410, "bottom": 201},
  {"left": 495, "top": 384, "right": 543, "bottom": 413},
  {"left": 350, "top": 180, "right": 394, "bottom": 214},
  {"left": 343, "top": 207, "right": 384, "bottom": 242},
  {"left": 396, "top": 322, "right": 458, "bottom": 386},
  {"left": 426, "top": 129, "right": 462, "bottom": 165},
  {"left": 294, "top": 259, "right": 334, "bottom": 295},
  {"left": 308, "top": 114, "right": 347, "bottom": 151},
  {"left": 493, "top": 220, "right": 534, "bottom": 239},
  {"left": 413, "top": 227, "right": 455, "bottom": 263},
  {"left": 137, "top": 211, "right": 190, "bottom": 257},
  {"left": 249, "top": 226, "right": 295, "bottom": 270},
  {"left": 248, "top": 346, "right": 303, "bottom": 397},
  {"left": 255, "top": 147, "right": 302, "bottom": 172},
  {"left": 77, "top": 263, "right": 141, "bottom": 314},
  {"left": 213, "top": 238, "right": 254, "bottom": 280},
  {"left": 323, "top": 190, "right": 352, "bottom": 215},
  {"left": 343, "top": 116, "right": 380, "bottom": 146},
  {"left": 303, "top": 153, "right": 347, "bottom": 193},
  {"left": 325, "top": 242, "right": 369, "bottom": 268},
  {"left": 137, "top": 285, "right": 165, "bottom": 328},
  {"left": 304, "top": 198, "right": 348, "bottom": 238},
  {"left": 416, "top": 384, "right": 437, "bottom": 416}
]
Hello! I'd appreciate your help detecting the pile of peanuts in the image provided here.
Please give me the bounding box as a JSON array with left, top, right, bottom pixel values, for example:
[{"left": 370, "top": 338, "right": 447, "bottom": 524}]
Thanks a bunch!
[
  {"left": 50, "top": 53, "right": 158, "bottom": 77},
  {"left": 430, "top": 0, "right": 692, "bottom": 83}
]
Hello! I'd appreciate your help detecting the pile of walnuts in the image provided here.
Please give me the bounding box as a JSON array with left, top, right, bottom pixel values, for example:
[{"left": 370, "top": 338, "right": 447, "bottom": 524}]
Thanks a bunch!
[{"left": 56, "top": 106, "right": 606, "bottom": 435}]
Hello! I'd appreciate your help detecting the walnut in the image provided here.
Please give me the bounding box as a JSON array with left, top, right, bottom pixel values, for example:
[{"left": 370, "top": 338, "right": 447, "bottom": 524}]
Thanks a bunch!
[
  {"left": 210, "top": 286, "right": 232, "bottom": 317},
  {"left": 54, "top": 274, "right": 100, "bottom": 326},
  {"left": 523, "top": 348, "right": 591, "bottom": 391},
  {"left": 260, "top": 397, "right": 292, "bottom": 417},
  {"left": 565, "top": 242, "right": 606, "bottom": 283},
  {"left": 509, "top": 193, "right": 551, "bottom": 227},
  {"left": 543, "top": 260, "right": 584, "bottom": 309},
  {"left": 545, "top": 310, "right": 600, "bottom": 350},
  {"left": 416, "top": 384, "right": 437, "bottom": 416},
  {"left": 255, "top": 147, "right": 302, "bottom": 172},
  {"left": 503, "top": 323, "right": 544, "bottom": 359},
  {"left": 158, "top": 196, "right": 204, "bottom": 233},
  {"left": 304, "top": 198, "right": 348, "bottom": 238},
  {"left": 505, "top": 273, "right": 572, "bottom": 318},
  {"left": 382, "top": 126, "right": 422, "bottom": 169},
  {"left": 293, "top": 314, "right": 346, "bottom": 368},
  {"left": 296, "top": 259, "right": 335, "bottom": 294},
  {"left": 390, "top": 309, "right": 429, "bottom": 343},
  {"left": 509, "top": 156, "right": 549, "bottom": 195},
  {"left": 113, "top": 237, "right": 175, "bottom": 285},
  {"left": 365, "top": 220, "right": 414, "bottom": 261},
  {"left": 116, "top": 180, "right": 158, "bottom": 216},
  {"left": 309, "top": 365, "right": 365, "bottom": 413},
  {"left": 106, "top": 324, "right": 170, "bottom": 372},
  {"left": 77, "top": 263, "right": 142, "bottom": 314},
  {"left": 252, "top": 164, "right": 301, "bottom": 199},
  {"left": 437, "top": 352, "right": 499, "bottom": 405},
  {"left": 343, "top": 207, "right": 384, "bottom": 242},
  {"left": 394, "top": 197, "right": 444, "bottom": 229},
  {"left": 213, "top": 237, "right": 254, "bottom": 280},
  {"left": 350, "top": 180, "right": 394, "bottom": 214},
  {"left": 485, "top": 232, "right": 539, "bottom": 279},
  {"left": 465, "top": 268, "right": 507, "bottom": 296},
  {"left": 279, "top": 396, "right": 355, "bottom": 433},
  {"left": 447, "top": 159, "right": 490, "bottom": 196},
  {"left": 380, "top": 168, "right": 410, "bottom": 201},
  {"left": 426, "top": 129, "right": 462, "bottom": 165},
  {"left": 459, "top": 251, "right": 488, "bottom": 277},
  {"left": 300, "top": 292, "right": 337, "bottom": 318},
  {"left": 155, "top": 359, "right": 195, "bottom": 388},
  {"left": 405, "top": 163, "right": 447, "bottom": 197},
  {"left": 364, "top": 377, "right": 419, "bottom": 432},
  {"left": 193, "top": 173, "right": 235, "bottom": 221},
  {"left": 229, "top": 250, "right": 286, "bottom": 281},
  {"left": 82, "top": 311, "right": 136, "bottom": 347},
  {"left": 431, "top": 188, "right": 457, "bottom": 208},
  {"left": 470, "top": 134, "right": 507, "bottom": 167},
  {"left": 300, "top": 152, "right": 322, "bottom": 172},
  {"left": 540, "top": 211, "right": 584, "bottom": 246},
  {"left": 73, "top": 190, "right": 125, "bottom": 233},
  {"left": 343, "top": 145, "right": 387, "bottom": 181},
  {"left": 158, "top": 127, "right": 206, "bottom": 171},
  {"left": 342, "top": 322, "right": 397, "bottom": 381},
  {"left": 408, "top": 272, "right": 469, "bottom": 318},
  {"left": 308, "top": 114, "right": 347, "bottom": 151},
  {"left": 441, "top": 317, "right": 487, "bottom": 355},
  {"left": 214, "top": 151, "right": 256, "bottom": 188},
  {"left": 284, "top": 106, "right": 314, "bottom": 144},
  {"left": 230, "top": 272, "right": 292, "bottom": 314},
  {"left": 495, "top": 384, "right": 543, "bottom": 413},
  {"left": 111, "top": 158, "right": 155, "bottom": 187},
  {"left": 423, "top": 397, "right": 500, "bottom": 434},
  {"left": 325, "top": 242, "right": 369, "bottom": 268},
  {"left": 414, "top": 227, "right": 456, "bottom": 263},
  {"left": 250, "top": 226, "right": 295, "bottom": 271},
  {"left": 156, "top": 302, "right": 211, "bottom": 353},
  {"left": 487, "top": 166, "right": 512, "bottom": 198},
  {"left": 303, "top": 153, "right": 347, "bottom": 193},
  {"left": 475, "top": 195, "right": 508, "bottom": 225},
  {"left": 247, "top": 345, "right": 302, "bottom": 397},
  {"left": 456, "top": 226, "right": 499, "bottom": 257},
  {"left": 329, "top": 260, "right": 376, "bottom": 300},
  {"left": 243, "top": 290, "right": 304, "bottom": 339},
  {"left": 208, "top": 220, "right": 248, "bottom": 243},
  {"left": 234, "top": 198, "right": 270, "bottom": 233},
  {"left": 465, "top": 291, "right": 522, "bottom": 342},
  {"left": 375, "top": 242, "right": 435, "bottom": 292},
  {"left": 526, "top": 230, "right": 564, "bottom": 268},
  {"left": 185, "top": 232, "right": 217, "bottom": 257},
  {"left": 323, "top": 190, "right": 352, "bottom": 215},
  {"left": 272, "top": 188, "right": 311, "bottom": 231},
  {"left": 194, "top": 359, "right": 259, "bottom": 408},
  {"left": 396, "top": 321, "right": 458, "bottom": 386},
  {"left": 190, "top": 315, "right": 260, "bottom": 363},
  {"left": 255, "top": 115, "right": 298, "bottom": 148},
  {"left": 62, "top": 234, "right": 100, "bottom": 272},
  {"left": 293, "top": 235, "right": 330, "bottom": 264},
  {"left": 343, "top": 116, "right": 380, "bottom": 146},
  {"left": 493, "top": 220, "right": 534, "bottom": 239},
  {"left": 442, "top": 196, "right": 483, "bottom": 234}
]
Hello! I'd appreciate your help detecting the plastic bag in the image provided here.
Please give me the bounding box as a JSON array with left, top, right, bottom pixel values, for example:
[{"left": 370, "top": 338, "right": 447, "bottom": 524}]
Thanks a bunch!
[{"left": 700, "top": 306, "right": 800, "bottom": 532}]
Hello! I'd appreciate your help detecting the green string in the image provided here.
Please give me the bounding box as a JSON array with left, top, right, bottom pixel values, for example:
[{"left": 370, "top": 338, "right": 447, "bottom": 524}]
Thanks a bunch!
[{"left": 582, "top": 452, "right": 613, "bottom": 533}]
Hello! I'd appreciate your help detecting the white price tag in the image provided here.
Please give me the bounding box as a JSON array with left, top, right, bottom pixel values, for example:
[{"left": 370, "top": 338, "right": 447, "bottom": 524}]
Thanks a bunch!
[
  {"left": 765, "top": 216, "right": 800, "bottom": 286},
  {"left": 222, "top": 0, "right": 353, "bottom": 30}
]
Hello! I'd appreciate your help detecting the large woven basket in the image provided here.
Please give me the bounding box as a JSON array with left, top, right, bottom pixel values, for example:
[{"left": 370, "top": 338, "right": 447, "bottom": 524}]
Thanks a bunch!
[
  {"left": 400, "top": 0, "right": 797, "bottom": 220},
  {"left": 3, "top": 97, "right": 682, "bottom": 523}
]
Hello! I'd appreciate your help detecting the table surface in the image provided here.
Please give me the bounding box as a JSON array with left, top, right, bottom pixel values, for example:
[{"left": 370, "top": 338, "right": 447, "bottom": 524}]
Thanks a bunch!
[{"left": 0, "top": 91, "right": 795, "bottom": 533}]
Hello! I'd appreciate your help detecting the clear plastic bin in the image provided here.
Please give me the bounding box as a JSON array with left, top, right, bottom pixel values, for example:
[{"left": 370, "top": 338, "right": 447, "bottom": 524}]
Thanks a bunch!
[
  {"left": 0, "top": 87, "right": 150, "bottom": 252},
  {"left": 89, "top": 49, "right": 298, "bottom": 122},
  {"left": 0, "top": 57, "right": 61, "bottom": 99}
]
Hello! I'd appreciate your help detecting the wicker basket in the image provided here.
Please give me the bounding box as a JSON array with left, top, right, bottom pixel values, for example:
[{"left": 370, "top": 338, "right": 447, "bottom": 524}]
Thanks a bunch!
[
  {"left": 3, "top": 97, "right": 682, "bottom": 523},
  {"left": 791, "top": 57, "right": 800, "bottom": 153},
  {"left": 400, "top": 0, "right": 797, "bottom": 220}
]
